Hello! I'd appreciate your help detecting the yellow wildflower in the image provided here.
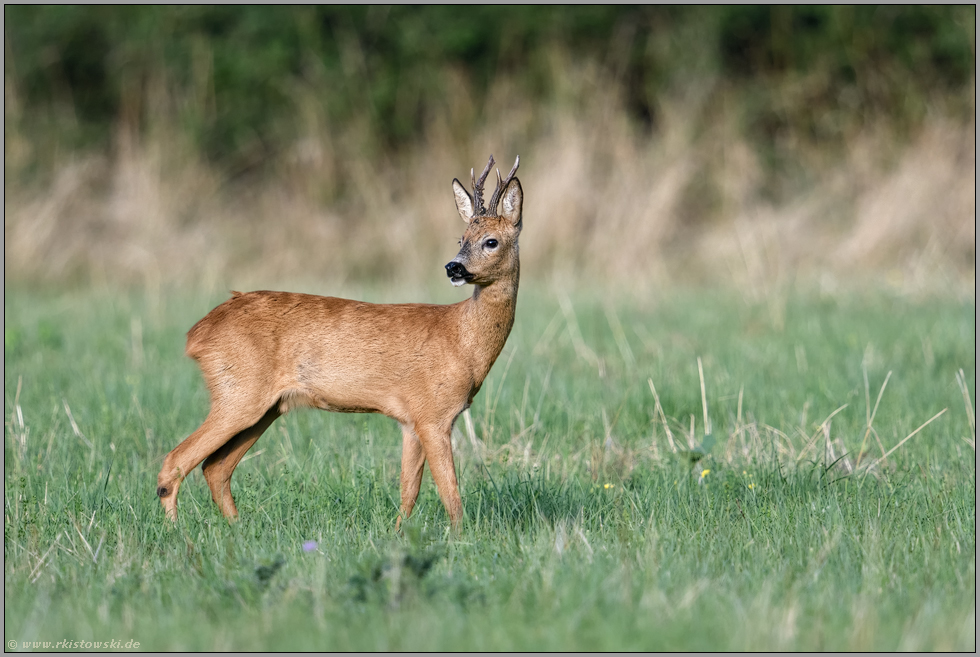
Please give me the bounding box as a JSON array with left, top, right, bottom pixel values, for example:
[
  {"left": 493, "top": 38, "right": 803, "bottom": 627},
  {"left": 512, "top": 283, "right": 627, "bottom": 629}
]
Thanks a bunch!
[{"left": 700, "top": 469, "right": 710, "bottom": 478}]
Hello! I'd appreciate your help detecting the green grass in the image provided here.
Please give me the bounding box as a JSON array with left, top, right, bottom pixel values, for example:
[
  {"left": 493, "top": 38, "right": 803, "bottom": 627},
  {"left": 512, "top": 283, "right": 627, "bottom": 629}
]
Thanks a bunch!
[{"left": 4, "top": 284, "right": 975, "bottom": 651}]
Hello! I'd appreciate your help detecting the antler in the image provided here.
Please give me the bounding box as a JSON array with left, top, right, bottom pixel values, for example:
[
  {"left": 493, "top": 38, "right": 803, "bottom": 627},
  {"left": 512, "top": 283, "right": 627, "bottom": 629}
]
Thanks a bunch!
[
  {"left": 471, "top": 155, "right": 495, "bottom": 216},
  {"left": 487, "top": 155, "right": 520, "bottom": 216}
]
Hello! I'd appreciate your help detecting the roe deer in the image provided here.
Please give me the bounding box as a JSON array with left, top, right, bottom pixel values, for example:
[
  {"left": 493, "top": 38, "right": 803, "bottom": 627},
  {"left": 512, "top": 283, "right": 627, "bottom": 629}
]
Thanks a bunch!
[{"left": 156, "top": 155, "right": 523, "bottom": 529}]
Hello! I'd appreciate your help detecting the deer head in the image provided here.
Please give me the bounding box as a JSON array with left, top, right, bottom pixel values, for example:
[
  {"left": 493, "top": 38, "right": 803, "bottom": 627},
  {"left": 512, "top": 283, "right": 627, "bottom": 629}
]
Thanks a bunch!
[{"left": 446, "top": 155, "right": 522, "bottom": 287}]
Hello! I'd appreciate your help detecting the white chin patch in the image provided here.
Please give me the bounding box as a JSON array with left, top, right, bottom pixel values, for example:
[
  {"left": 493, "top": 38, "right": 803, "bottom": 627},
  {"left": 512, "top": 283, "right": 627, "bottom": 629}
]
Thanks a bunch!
[{"left": 450, "top": 277, "right": 466, "bottom": 287}]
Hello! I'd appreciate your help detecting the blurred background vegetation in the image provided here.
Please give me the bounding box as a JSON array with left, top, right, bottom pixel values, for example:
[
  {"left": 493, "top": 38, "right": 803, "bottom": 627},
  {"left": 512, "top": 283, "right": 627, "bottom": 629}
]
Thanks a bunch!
[{"left": 4, "top": 6, "right": 976, "bottom": 292}]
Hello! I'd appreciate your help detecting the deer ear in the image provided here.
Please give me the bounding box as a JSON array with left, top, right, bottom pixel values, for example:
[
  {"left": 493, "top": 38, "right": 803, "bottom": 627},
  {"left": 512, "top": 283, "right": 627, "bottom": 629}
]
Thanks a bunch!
[
  {"left": 452, "top": 179, "right": 475, "bottom": 224},
  {"left": 500, "top": 178, "right": 523, "bottom": 228}
]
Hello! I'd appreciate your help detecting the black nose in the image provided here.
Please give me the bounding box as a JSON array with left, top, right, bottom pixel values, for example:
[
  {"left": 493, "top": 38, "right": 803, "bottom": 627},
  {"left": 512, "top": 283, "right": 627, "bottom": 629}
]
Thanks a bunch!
[{"left": 446, "top": 261, "right": 468, "bottom": 278}]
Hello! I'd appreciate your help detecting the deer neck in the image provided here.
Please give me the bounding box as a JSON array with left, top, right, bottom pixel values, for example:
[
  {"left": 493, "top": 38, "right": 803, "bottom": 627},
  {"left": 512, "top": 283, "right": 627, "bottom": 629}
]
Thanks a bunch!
[{"left": 459, "top": 265, "right": 519, "bottom": 386}]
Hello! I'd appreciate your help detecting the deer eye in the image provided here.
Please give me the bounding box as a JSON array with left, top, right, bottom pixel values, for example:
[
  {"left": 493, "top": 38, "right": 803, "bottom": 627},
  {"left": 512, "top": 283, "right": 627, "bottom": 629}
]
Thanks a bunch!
[{"left": 484, "top": 239, "right": 499, "bottom": 249}]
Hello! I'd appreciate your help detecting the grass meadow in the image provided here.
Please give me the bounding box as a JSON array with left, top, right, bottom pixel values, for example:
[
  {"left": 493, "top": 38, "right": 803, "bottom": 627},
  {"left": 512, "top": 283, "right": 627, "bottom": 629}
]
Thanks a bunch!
[{"left": 3, "top": 282, "right": 975, "bottom": 651}]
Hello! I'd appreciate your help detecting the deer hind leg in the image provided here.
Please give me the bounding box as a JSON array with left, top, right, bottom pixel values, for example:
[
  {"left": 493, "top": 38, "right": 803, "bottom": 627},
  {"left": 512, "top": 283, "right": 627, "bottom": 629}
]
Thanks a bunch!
[
  {"left": 416, "top": 422, "right": 463, "bottom": 530},
  {"left": 157, "top": 404, "right": 273, "bottom": 521},
  {"left": 396, "top": 424, "right": 427, "bottom": 529},
  {"left": 202, "top": 405, "right": 281, "bottom": 519}
]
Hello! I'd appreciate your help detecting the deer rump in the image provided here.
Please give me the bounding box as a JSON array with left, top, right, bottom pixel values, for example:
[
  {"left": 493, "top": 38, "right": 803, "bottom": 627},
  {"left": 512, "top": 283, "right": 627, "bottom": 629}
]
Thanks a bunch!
[{"left": 187, "top": 290, "right": 473, "bottom": 421}]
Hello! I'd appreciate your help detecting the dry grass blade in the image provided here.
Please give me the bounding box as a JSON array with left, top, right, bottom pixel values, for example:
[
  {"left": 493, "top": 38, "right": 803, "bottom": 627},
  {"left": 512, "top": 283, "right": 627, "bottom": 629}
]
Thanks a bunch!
[
  {"left": 62, "top": 399, "right": 94, "bottom": 450},
  {"left": 698, "top": 357, "right": 711, "bottom": 436},
  {"left": 796, "top": 405, "right": 849, "bottom": 463},
  {"left": 955, "top": 369, "right": 975, "bottom": 450},
  {"left": 11, "top": 375, "right": 29, "bottom": 455},
  {"left": 240, "top": 449, "right": 265, "bottom": 464},
  {"left": 861, "top": 408, "right": 948, "bottom": 475},
  {"left": 489, "top": 347, "right": 518, "bottom": 425},
  {"left": 557, "top": 289, "right": 601, "bottom": 374},
  {"left": 462, "top": 409, "right": 483, "bottom": 461},
  {"left": 737, "top": 386, "right": 743, "bottom": 427},
  {"left": 603, "top": 304, "right": 635, "bottom": 369},
  {"left": 532, "top": 309, "right": 564, "bottom": 357},
  {"left": 725, "top": 386, "right": 747, "bottom": 463},
  {"left": 29, "top": 535, "right": 62, "bottom": 584},
  {"left": 855, "top": 370, "right": 892, "bottom": 468},
  {"left": 647, "top": 379, "right": 677, "bottom": 453},
  {"left": 72, "top": 520, "right": 99, "bottom": 565},
  {"left": 13, "top": 375, "right": 23, "bottom": 425}
]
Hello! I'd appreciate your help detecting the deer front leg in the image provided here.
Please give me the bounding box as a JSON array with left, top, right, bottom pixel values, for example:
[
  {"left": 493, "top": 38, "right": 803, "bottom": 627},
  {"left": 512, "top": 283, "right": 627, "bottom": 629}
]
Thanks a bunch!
[
  {"left": 416, "top": 422, "right": 463, "bottom": 530},
  {"left": 202, "top": 406, "right": 280, "bottom": 519},
  {"left": 396, "top": 424, "right": 427, "bottom": 529}
]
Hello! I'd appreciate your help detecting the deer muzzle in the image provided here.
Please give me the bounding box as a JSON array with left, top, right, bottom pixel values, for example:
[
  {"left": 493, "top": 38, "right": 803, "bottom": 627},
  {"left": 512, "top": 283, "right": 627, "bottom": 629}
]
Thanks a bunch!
[{"left": 445, "top": 261, "right": 473, "bottom": 287}]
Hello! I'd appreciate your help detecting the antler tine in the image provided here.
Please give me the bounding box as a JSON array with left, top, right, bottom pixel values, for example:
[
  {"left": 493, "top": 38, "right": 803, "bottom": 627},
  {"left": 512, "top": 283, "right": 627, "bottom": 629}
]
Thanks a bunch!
[
  {"left": 472, "top": 155, "right": 494, "bottom": 215},
  {"left": 487, "top": 155, "right": 520, "bottom": 215}
]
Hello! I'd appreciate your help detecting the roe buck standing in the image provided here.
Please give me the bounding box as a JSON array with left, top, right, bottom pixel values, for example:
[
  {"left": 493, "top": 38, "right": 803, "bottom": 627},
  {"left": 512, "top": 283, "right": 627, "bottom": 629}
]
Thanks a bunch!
[{"left": 156, "top": 155, "right": 523, "bottom": 529}]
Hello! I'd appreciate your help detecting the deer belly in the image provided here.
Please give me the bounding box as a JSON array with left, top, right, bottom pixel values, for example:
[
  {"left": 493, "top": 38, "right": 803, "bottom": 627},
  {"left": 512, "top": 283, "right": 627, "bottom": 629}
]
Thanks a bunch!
[
  {"left": 274, "top": 388, "right": 377, "bottom": 415},
  {"left": 282, "top": 357, "right": 406, "bottom": 417}
]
